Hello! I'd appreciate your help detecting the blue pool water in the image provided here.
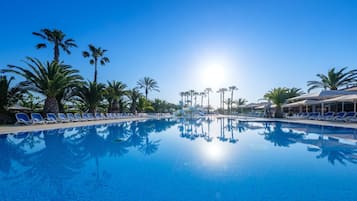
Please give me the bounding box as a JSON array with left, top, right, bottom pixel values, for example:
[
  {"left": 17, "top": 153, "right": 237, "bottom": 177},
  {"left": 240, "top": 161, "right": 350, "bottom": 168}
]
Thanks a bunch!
[{"left": 0, "top": 117, "right": 356, "bottom": 201}]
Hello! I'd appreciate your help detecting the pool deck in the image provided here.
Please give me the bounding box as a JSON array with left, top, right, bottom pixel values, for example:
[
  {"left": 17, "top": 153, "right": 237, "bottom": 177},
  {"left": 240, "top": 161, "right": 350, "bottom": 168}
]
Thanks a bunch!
[
  {"left": 0, "top": 117, "right": 155, "bottom": 135},
  {"left": 1, "top": 115, "right": 357, "bottom": 135},
  {"left": 223, "top": 115, "right": 357, "bottom": 129}
]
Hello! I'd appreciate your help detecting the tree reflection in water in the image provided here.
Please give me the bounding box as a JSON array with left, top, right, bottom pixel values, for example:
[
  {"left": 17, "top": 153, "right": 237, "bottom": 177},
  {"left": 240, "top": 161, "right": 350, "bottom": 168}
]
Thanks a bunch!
[{"left": 0, "top": 119, "right": 177, "bottom": 199}]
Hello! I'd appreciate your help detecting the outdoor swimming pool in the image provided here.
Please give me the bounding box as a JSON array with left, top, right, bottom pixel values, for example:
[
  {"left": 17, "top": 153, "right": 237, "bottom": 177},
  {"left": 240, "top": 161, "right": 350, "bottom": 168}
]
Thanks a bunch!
[{"left": 0, "top": 117, "right": 356, "bottom": 201}]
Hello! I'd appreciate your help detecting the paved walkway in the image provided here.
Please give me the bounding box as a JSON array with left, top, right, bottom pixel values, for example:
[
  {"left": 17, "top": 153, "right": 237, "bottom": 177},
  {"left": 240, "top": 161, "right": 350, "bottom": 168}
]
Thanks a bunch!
[
  {"left": 221, "top": 115, "right": 357, "bottom": 129},
  {"left": 0, "top": 117, "right": 151, "bottom": 135}
]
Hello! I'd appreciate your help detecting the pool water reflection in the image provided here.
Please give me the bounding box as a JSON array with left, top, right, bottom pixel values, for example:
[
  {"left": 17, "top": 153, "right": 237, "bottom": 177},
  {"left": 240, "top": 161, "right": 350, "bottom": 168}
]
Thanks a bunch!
[{"left": 0, "top": 117, "right": 356, "bottom": 201}]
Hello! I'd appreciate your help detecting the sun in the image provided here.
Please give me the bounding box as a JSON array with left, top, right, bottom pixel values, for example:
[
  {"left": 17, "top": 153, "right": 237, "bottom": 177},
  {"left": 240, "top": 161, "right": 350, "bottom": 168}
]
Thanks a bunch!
[{"left": 199, "top": 59, "right": 226, "bottom": 88}]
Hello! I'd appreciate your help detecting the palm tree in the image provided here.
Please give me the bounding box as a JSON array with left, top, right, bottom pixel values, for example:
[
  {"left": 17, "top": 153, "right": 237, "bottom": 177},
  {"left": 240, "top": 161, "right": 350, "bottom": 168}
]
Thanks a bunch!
[
  {"left": 75, "top": 81, "right": 106, "bottom": 113},
  {"left": 217, "top": 88, "right": 228, "bottom": 113},
  {"left": 286, "top": 87, "right": 304, "bottom": 99},
  {"left": 127, "top": 88, "right": 142, "bottom": 113},
  {"left": 179, "top": 92, "right": 185, "bottom": 107},
  {"left": 184, "top": 91, "right": 190, "bottom": 106},
  {"left": 187, "top": 90, "right": 195, "bottom": 107},
  {"left": 105, "top": 81, "right": 127, "bottom": 112},
  {"left": 307, "top": 67, "right": 357, "bottom": 92},
  {"left": 264, "top": 87, "right": 289, "bottom": 118},
  {"left": 193, "top": 92, "right": 199, "bottom": 106},
  {"left": 0, "top": 76, "right": 24, "bottom": 112},
  {"left": 82, "top": 44, "right": 110, "bottom": 83},
  {"left": 4, "top": 57, "right": 83, "bottom": 113},
  {"left": 229, "top": 86, "right": 238, "bottom": 114},
  {"left": 136, "top": 77, "right": 159, "bottom": 100},
  {"left": 205, "top": 88, "right": 212, "bottom": 113},
  {"left": 199, "top": 92, "right": 206, "bottom": 108},
  {"left": 32, "top": 28, "right": 77, "bottom": 63},
  {"left": 233, "top": 98, "right": 247, "bottom": 113}
]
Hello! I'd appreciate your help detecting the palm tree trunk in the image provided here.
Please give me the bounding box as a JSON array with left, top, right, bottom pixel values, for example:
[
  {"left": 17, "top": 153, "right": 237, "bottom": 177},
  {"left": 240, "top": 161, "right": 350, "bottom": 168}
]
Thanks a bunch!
[
  {"left": 207, "top": 92, "right": 210, "bottom": 114},
  {"left": 222, "top": 92, "right": 224, "bottom": 114},
  {"left": 231, "top": 91, "right": 234, "bottom": 114},
  {"left": 94, "top": 59, "right": 98, "bottom": 83},
  {"left": 44, "top": 96, "right": 59, "bottom": 113},
  {"left": 145, "top": 88, "right": 148, "bottom": 100},
  {"left": 201, "top": 95, "right": 203, "bottom": 108},
  {"left": 54, "top": 42, "right": 60, "bottom": 63},
  {"left": 274, "top": 106, "right": 283, "bottom": 118}
]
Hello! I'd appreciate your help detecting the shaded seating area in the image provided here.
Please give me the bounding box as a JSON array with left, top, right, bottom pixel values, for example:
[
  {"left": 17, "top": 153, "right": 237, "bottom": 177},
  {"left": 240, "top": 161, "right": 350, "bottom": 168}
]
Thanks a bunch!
[{"left": 283, "top": 90, "right": 357, "bottom": 122}]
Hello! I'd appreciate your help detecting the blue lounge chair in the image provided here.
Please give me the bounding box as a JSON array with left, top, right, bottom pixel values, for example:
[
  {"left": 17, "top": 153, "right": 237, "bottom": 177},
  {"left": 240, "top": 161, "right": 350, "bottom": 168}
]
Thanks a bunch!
[
  {"left": 74, "top": 113, "right": 84, "bottom": 121},
  {"left": 82, "top": 113, "right": 90, "bottom": 121},
  {"left": 337, "top": 112, "right": 356, "bottom": 122},
  {"left": 31, "top": 113, "right": 56, "bottom": 124},
  {"left": 333, "top": 112, "right": 346, "bottom": 121},
  {"left": 100, "top": 113, "right": 108, "bottom": 119},
  {"left": 66, "top": 113, "right": 80, "bottom": 122},
  {"left": 348, "top": 113, "right": 357, "bottom": 122},
  {"left": 57, "top": 113, "right": 70, "bottom": 123},
  {"left": 47, "top": 113, "right": 57, "bottom": 122},
  {"left": 30, "top": 113, "right": 45, "bottom": 124},
  {"left": 318, "top": 112, "right": 334, "bottom": 121},
  {"left": 87, "top": 113, "right": 95, "bottom": 120},
  {"left": 95, "top": 113, "right": 102, "bottom": 120},
  {"left": 106, "top": 113, "right": 113, "bottom": 119},
  {"left": 308, "top": 112, "right": 320, "bottom": 120},
  {"left": 15, "top": 113, "right": 32, "bottom": 125}
]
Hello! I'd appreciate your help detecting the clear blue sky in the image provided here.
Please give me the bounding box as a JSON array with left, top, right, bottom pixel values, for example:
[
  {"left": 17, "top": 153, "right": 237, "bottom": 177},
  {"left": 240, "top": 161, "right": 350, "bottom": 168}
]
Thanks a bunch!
[{"left": 1, "top": 0, "right": 357, "bottom": 107}]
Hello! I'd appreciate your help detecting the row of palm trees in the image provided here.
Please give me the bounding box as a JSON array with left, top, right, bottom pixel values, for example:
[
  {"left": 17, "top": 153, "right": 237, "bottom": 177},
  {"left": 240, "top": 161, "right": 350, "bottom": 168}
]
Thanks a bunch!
[
  {"left": 179, "top": 86, "right": 247, "bottom": 114},
  {"left": 0, "top": 28, "right": 171, "bottom": 116},
  {"left": 264, "top": 67, "right": 357, "bottom": 118}
]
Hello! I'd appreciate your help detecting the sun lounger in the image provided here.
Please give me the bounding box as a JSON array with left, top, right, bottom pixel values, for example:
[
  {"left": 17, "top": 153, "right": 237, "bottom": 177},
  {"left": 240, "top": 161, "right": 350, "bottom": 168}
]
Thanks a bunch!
[
  {"left": 87, "top": 113, "right": 95, "bottom": 120},
  {"left": 318, "top": 112, "right": 334, "bottom": 121},
  {"left": 308, "top": 112, "right": 320, "bottom": 120},
  {"left": 30, "top": 113, "right": 45, "bottom": 124},
  {"left": 339, "top": 112, "right": 356, "bottom": 122},
  {"left": 31, "top": 113, "right": 56, "bottom": 124},
  {"left": 94, "top": 113, "right": 103, "bottom": 120},
  {"left": 82, "top": 113, "right": 90, "bottom": 121},
  {"left": 100, "top": 113, "right": 108, "bottom": 119},
  {"left": 47, "top": 113, "right": 58, "bottom": 122},
  {"left": 66, "top": 113, "right": 80, "bottom": 122},
  {"left": 74, "top": 113, "right": 84, "bottom": 121},
  {"left": 57, "top": 113, "right": 70, "bottom": 123},
  {"left": 15, "top": 113, "right": 32, "bottom": 125},
  {"left": 333, "top": 112, "right": 347, "bottom": 121}
]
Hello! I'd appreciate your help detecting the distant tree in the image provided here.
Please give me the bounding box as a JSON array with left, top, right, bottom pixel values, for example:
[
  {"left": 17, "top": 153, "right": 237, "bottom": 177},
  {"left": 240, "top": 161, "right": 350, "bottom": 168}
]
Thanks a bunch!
[
  {"left": 138, "top": 97, "right": 154, "bottom": 112},
  {"left": 4, "top": 57, "right": 83, "bottom": 113},
  {"left": 33, "top": 28, "right": 77, "bottom": 62},
  {"left": 264, "top": 87, "right": 289, "bottom": 118},
  {"left": 82, "top": 44, "right": 110, "bottom": 83},
  {"left": 105, "top": 81, "right": 127, "bottom": 112},
  {"left": 137, "top": 77, "right": 159, "bottom": 100},
  {"left": 228, "top": 86, "right": 238, "bottom": 114},
  {"left": 307, "top": 67, "right": 357, "bottom": 92},
  {"left": 286, "top": 87, "right": 304, "bottom": 99},
  {"left": 0, "top": 75, "right": 24, "bottom": 112},
  {"left": 217, "top": 88, "right": 228, "bottom": 113},
  {"left": 199, "top": 92, "right": 206, "bottom": 108},
  {"left": 233, "top": 98, "right": 248, "bottom": 113},
  {"left": 204, "top": 88, "right": 212, "bottom": 113},
  {"left": 127, "top": 88, "right": 142, "bottom": 113},
  {"left": 75, "top": 81, "right": 106, "bottom": 113}
]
